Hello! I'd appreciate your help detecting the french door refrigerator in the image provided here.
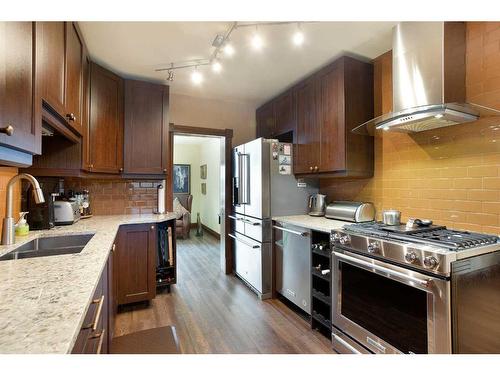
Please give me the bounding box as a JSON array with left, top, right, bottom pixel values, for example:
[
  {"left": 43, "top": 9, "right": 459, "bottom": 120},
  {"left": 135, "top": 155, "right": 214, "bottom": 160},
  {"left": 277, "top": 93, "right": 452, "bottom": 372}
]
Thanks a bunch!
[{"left": 230, "top": 137, "right": 317, "bottom": 299}]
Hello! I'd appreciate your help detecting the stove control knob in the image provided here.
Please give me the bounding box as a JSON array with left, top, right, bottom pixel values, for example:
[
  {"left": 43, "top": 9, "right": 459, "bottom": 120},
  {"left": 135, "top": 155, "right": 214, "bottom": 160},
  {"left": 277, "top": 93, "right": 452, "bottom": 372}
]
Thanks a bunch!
[
  {"left": 367, "top": 242, "right": 380, "bottom": 254},
  {"left": 339, "top": 235, "right": 351, "bottom": 245},
  {"left": 424, "top": 256, "right": 439, "bottom": 269},
  {"left": 405, "top": 252, "right": 418, "bottom": 263}
]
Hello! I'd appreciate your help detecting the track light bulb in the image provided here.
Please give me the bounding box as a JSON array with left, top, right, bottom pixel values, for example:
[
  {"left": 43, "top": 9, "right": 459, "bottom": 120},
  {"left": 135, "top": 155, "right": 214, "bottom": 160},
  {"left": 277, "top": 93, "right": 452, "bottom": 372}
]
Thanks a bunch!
[
  {"left": 251, "top": 33, "right": 264, "bottom": 50},
  {"left": 293, "top": 30, "right": 304, "bottom": 46},
  {"left": 191, "top": 68, "right": 203, "bottom": 85},
  {"left": 224, "top": 43, "right": 235, "bottom": 56},
  {"left": 212, "top": 61, "right": 222, "bottom": 73}
]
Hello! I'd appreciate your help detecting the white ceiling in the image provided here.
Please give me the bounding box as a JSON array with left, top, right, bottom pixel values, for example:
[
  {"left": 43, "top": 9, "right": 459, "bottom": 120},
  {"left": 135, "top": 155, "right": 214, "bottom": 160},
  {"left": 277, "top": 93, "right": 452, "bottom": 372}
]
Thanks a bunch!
[{"left": 78, "top": 22, "right": 396, "bottom": 105}]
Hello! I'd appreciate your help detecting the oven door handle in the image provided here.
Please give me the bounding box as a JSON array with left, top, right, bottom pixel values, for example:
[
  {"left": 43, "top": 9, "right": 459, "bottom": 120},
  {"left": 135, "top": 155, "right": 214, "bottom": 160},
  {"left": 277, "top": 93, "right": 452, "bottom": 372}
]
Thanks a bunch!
[{"left": 334, "top": 251, "right": 431, "bottom": 288}]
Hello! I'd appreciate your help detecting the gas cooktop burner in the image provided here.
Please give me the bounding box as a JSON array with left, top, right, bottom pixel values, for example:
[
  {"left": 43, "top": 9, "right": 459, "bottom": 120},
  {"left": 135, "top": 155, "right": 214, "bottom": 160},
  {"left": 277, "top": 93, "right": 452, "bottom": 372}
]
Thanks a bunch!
[{"left": 344, "top": 222, "right": 499, "bottom": 250}]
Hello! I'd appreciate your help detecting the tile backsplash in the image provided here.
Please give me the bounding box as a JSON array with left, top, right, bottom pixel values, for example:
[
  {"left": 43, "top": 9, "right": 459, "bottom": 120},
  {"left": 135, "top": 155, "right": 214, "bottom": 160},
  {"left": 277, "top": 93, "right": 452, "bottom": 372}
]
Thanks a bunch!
[
  {"left": 320, "top": 22, "right": 500, "bottom": 235},
  {"left": 65, "top": 178, "right": 161, "bottom": 215},
  {"left": 24, "top": 177, "right": 161, "bottom": 216}
]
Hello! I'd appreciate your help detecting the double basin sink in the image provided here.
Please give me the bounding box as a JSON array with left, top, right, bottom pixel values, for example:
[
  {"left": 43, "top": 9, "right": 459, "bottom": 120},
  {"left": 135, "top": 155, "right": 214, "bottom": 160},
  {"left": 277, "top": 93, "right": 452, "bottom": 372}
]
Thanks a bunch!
[{"left": 0, "top": 233, "right": 94, "bottom": 261}]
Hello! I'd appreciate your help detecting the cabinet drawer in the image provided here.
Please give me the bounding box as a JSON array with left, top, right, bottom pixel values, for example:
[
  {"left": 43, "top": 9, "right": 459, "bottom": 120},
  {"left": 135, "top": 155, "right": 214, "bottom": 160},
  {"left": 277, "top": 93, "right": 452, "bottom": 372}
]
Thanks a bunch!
[{"left": 232, "top": 233, "right": 263, "bottom": 293}]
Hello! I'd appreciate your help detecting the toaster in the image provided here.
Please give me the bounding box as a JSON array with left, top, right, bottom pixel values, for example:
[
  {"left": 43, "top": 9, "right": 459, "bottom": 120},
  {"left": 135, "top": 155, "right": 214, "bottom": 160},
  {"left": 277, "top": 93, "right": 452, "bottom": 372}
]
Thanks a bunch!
[
  {"left": 53, "top": 201, "right": 81, "bottom": 225},
  {"left": 325, "top": 201, "right": 375, "bottom": 222}
]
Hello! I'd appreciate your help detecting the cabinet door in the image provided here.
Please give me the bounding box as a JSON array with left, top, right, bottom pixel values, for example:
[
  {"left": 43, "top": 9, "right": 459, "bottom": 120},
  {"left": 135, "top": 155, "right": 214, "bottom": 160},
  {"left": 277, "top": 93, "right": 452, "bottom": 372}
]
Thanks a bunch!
[
  {"left": 89, "top": 63, "right": 124, "bottom": 173},
  {"left": 294, "top": 77, "right": 320, "bottom": 174},
  {"left": 0, "top": 22, "right": 40, "bottom": 155},
  {"left": 274, "top": 90, "right": 295, "bottom": 138},
  {"left": 256, "top": 102, "right": 275, "bottom": 139},
  {"left": 124, "top": 80, "right": 169, "bottom": 174},
  {"left": 318, "top": 63, "right": 345, "bottom": 172},
  {"left": 116, "top": 223, "right": 157, "bottom": 305},
  {"left": 82, "top": 53, "right": 91, "bottom": 171},
  {"left": 64, "top": 22, "right": 84, "bottom": 134},
  {"left": 36, "top": 22, "right": 65, "bottom": 115}
]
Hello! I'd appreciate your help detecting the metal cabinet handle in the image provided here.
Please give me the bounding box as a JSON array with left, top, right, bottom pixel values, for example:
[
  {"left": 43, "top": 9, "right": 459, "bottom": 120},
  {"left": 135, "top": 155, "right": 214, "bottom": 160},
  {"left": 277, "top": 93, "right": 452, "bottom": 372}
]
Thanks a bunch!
[
  {"left": 332, "top": 333, "right": 362, "bottom": 354},
  {"left": 83, "top": 295, "right": 105, "bottom": 331},
  {"left": 89, "top": 329, "right": 105, "bottom": 354},
  {"left": 228, "top": 215, "right": 260, "bottom": 226},
  {"left": 333, "top": 251, "right": 431, "bottom": 288},
  {"left": 66, "top": 113, "right": 76, "bottom": 121},
  {"left": 314, "top": 166, "right": 318, "bottom": 171},
  {"left": 228, "top": 233, "right": 260, "bottom": 249},
  {"left": 309, "top": 166, "right": 313, "bottom": 171},
  {"left": 272, "top": 225, "right": 309, "bottom": 237},
  {"left": 1, "top": 125, "right": 14, "bottom": 136},
  {"left": 119, "top": 167, "right": 124, "bottom": 173},
  {"left": 111, "top": 243, "right": 116, "bottom": 252}
]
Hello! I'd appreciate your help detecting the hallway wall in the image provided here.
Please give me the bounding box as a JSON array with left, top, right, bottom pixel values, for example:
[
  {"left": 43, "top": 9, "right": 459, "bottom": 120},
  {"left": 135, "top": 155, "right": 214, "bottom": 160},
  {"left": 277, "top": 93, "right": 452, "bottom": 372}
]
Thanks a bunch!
[{"left": 173, "top": 136, "right": 221, "bottom": 234}]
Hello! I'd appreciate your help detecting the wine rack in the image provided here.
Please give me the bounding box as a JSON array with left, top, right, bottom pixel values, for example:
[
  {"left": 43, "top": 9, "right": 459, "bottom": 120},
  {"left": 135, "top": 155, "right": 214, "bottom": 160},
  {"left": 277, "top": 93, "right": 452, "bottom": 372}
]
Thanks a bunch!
[{"left": 310, "top": 231, "right": 332, "bottom": 338}]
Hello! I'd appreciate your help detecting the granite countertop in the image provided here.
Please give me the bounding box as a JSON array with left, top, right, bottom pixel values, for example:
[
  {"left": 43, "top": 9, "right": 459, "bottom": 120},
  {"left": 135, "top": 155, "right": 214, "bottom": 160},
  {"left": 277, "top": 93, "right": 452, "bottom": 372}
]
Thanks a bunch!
[
  {"left": 272, "top": 215, "right": 349, "bottom": 233},
  {"left": 0, "top": 213, "right": 177, "bottom": 354}
]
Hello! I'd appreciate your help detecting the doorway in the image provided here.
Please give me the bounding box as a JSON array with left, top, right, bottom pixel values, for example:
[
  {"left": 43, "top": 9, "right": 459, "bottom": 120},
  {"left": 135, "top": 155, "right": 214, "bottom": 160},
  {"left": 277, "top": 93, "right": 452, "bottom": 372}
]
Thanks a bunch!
[{"left": 168, "top": 124, "right": 233, "bottom": 274}]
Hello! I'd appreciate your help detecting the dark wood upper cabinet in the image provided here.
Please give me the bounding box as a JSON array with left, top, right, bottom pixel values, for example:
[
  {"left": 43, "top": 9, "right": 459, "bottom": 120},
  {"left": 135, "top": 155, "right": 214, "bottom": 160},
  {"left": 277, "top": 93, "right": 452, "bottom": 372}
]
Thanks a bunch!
[
  {"left": 257, "top": 55, "right": 374, "bottom": 178},
  {"left": 36, "top": 22, "right": 66, "bottom": 116},
  {"left": 318, "top": 62, "right": 344, "bottom": 172},
  {"left": 294, "top": 77, "right": 320, "bottom": 174},
  {"left": 0, "top": 22, "right": 41, "bottom": 156},
  {"left": 124, "top": 80, "right": 169, "bottom": 174},
  {"left": 89, "top": 62, "right": 124, "bottom": 174},
  {"left": 274, "top": 90, "right": 295, "bottom": 138},
  {"left": 64, "top": 22, "right": 84, "bottom": 134},
  {"left": 116, "top": 223, "right": 157, "bottom": 305},
  {"left": 256, "top": 101, "right": 275, "bottom": 139}
]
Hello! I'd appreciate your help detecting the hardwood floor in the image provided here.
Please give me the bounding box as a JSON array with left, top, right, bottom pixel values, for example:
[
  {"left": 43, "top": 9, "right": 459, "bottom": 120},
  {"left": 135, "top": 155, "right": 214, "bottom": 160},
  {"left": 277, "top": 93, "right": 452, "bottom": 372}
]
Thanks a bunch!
[{"left": 114, "top": 231, "right": 333, "bottom": 354}]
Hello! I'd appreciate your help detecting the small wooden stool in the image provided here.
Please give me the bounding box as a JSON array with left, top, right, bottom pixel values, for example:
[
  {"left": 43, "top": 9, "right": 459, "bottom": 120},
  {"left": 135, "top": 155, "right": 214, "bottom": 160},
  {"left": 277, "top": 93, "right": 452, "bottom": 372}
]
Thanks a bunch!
[{"left": 111, "top": 326, "right": 180, "bottom": 354}]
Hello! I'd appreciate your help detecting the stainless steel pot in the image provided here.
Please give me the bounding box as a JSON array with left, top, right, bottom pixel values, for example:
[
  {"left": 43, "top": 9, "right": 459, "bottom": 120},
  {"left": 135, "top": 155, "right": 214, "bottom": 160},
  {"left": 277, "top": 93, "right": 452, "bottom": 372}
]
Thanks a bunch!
[{"left": 382, "top": 209, "right": 401, "bottom": 226}]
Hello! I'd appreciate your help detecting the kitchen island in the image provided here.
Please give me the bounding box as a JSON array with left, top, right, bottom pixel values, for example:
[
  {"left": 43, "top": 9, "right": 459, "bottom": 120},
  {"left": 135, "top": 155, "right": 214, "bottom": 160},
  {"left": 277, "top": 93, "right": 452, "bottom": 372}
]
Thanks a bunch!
[{"left": 0, "top": 213, "right": 176, "bottom": 354}]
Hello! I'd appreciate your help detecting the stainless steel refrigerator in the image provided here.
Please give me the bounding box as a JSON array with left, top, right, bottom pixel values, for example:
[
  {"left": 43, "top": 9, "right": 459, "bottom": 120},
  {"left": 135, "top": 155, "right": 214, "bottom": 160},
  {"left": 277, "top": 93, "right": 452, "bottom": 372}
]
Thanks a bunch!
[{"left": 230, "top": 137, "right": 318, "bottom": 300}]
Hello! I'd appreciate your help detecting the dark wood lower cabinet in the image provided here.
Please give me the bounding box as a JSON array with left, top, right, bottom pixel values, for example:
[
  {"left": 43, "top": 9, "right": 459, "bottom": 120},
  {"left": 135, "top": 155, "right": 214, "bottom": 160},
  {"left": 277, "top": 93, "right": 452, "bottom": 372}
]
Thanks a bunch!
[
  {"left": 72, "top": 254, "right": 112, "bottom": 354},
  {"left": 115, "top": 223, "right": 157, "bottom": 305}
]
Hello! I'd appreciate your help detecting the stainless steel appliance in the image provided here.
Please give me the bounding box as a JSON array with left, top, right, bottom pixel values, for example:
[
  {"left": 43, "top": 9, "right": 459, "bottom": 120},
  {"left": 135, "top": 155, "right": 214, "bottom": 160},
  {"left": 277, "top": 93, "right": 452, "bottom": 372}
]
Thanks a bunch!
[
  {"left": 354, "top": 22, "right": 500, "bottom": 135},
  {"left": 54, "top": 201, "right": 81, "bottom": 225},
  {"left": 331, "top": 222, "right": 500, "bottom": 354},
  {"left": 231, "top": 138, "right": 318, "bottom": 299},
  {"left": 382, "top": 209, "right": 401, "bottom": 225},
  {"left": 273, "top": 222, "right": 311, "bottom": 314},
  {"left": 308, "top": 194, "right": 326, "bottom": 217},
  {"left": 325, "top": 201, "right": 375, "bottom": 222}
]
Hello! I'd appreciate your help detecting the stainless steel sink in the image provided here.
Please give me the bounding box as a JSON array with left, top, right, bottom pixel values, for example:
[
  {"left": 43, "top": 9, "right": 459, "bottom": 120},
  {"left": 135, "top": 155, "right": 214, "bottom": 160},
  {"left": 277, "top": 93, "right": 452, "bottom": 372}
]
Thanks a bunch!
[{"left": 0, "top": 233, "right": 95, "bottom": 261}]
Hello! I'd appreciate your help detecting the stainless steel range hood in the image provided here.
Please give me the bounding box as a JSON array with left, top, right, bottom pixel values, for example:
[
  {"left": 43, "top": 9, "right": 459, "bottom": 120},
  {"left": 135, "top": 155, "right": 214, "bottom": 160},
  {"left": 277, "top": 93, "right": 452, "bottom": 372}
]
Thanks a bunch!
[{"left": 353, "top": 22, "right": 500, "bottom": 135}]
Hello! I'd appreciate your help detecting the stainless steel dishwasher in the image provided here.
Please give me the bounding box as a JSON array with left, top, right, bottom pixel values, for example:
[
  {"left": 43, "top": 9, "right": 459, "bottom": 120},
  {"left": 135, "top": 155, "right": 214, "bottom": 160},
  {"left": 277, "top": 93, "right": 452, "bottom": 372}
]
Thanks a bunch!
[{"left": 273, "top": 222, "right": 311, "bottom": 314}]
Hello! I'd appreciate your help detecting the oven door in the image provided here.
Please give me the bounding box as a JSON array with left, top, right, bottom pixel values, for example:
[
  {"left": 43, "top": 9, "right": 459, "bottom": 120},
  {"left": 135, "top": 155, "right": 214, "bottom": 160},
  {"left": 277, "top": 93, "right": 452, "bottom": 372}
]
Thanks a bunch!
[{"left": 332, "top": 249, "right": 451, "bottom": 354}]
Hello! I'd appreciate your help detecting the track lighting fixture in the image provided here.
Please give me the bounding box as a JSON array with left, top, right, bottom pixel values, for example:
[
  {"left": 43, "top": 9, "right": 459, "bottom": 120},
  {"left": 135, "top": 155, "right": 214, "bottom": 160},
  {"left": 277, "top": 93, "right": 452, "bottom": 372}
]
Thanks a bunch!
[
  {"left": 212, "top": 60, "right": 222, "bottom": 73},
  {"left": 156, "top": 22, "right": 315, "bottom": 85},
  {"left": 292, "top": 23, "right": 304, "bottom": 46},
  {"left": 251, "top": 26, "right": 264, "bottom": 50},
  {"left": 191, "top": 66, "right": 203, "bottom": 85},
  {"left": 223, "top": 43, "right": 235, "bottom": 56}
]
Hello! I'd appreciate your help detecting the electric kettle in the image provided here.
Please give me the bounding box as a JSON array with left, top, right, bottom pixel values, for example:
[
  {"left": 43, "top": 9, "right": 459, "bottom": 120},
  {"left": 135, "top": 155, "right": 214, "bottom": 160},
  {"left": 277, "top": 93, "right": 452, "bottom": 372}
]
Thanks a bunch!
[{"left": 308, "top": 194, "right": 327, "bottom": 217}]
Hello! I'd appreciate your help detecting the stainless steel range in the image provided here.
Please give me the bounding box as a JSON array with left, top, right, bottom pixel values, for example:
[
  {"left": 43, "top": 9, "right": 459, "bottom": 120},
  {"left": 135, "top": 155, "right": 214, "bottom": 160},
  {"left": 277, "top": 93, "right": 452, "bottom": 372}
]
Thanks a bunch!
[{"left": 330, "top": 221, "right": 500, "bottom": 354}]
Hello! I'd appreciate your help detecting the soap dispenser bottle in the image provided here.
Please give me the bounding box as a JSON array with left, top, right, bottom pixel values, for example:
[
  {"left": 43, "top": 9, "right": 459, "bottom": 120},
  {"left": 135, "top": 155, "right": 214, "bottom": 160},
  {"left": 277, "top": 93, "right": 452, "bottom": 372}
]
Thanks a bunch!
[{"left": 15, "top": 212, "right": 30, "bottom": 236}]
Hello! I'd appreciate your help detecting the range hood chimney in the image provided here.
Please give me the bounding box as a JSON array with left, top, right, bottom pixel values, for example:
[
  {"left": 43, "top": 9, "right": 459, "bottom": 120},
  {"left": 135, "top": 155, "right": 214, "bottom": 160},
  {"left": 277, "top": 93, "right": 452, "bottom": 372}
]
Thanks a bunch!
[{"left": 354, "top": 22, "right": 500, "bottom": 135}]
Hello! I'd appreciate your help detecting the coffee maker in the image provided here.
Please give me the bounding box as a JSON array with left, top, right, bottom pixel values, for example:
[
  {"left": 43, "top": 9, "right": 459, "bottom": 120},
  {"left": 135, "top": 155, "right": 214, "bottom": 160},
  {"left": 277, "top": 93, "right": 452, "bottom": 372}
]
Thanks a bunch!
[{"left": 25, "top": 187, "right": 56, "bottom": 230}]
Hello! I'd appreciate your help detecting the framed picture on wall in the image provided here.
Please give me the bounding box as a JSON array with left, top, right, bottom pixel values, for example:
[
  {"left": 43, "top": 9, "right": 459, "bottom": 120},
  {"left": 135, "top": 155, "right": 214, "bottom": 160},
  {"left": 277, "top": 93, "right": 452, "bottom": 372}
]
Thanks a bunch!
[
  {"left": 201, "top": 182, "right": 206, "bottom": 195},
  {"left": 200, "top": 164, "right": 207, "bottom": 179},
  {"left": 173, "top": 164, "right": 191, "bottom": 194}
]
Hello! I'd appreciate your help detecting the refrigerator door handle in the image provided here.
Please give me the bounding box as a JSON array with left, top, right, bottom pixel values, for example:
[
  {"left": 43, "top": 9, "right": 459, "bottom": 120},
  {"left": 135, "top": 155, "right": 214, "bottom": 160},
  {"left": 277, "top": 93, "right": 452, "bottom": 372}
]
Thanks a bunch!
[
  {"left": 232, "top": 177, "right": 240, "bottom": 206},
  {"left": 239, "top": 153, "right": 250, "bottom": 205}
]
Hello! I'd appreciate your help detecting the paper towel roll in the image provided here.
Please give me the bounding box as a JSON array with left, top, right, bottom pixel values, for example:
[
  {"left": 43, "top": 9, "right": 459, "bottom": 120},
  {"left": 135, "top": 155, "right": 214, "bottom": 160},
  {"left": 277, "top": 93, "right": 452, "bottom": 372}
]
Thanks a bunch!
[{"left": 156, "top": 180, "right": 165, "bottom": 214}]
